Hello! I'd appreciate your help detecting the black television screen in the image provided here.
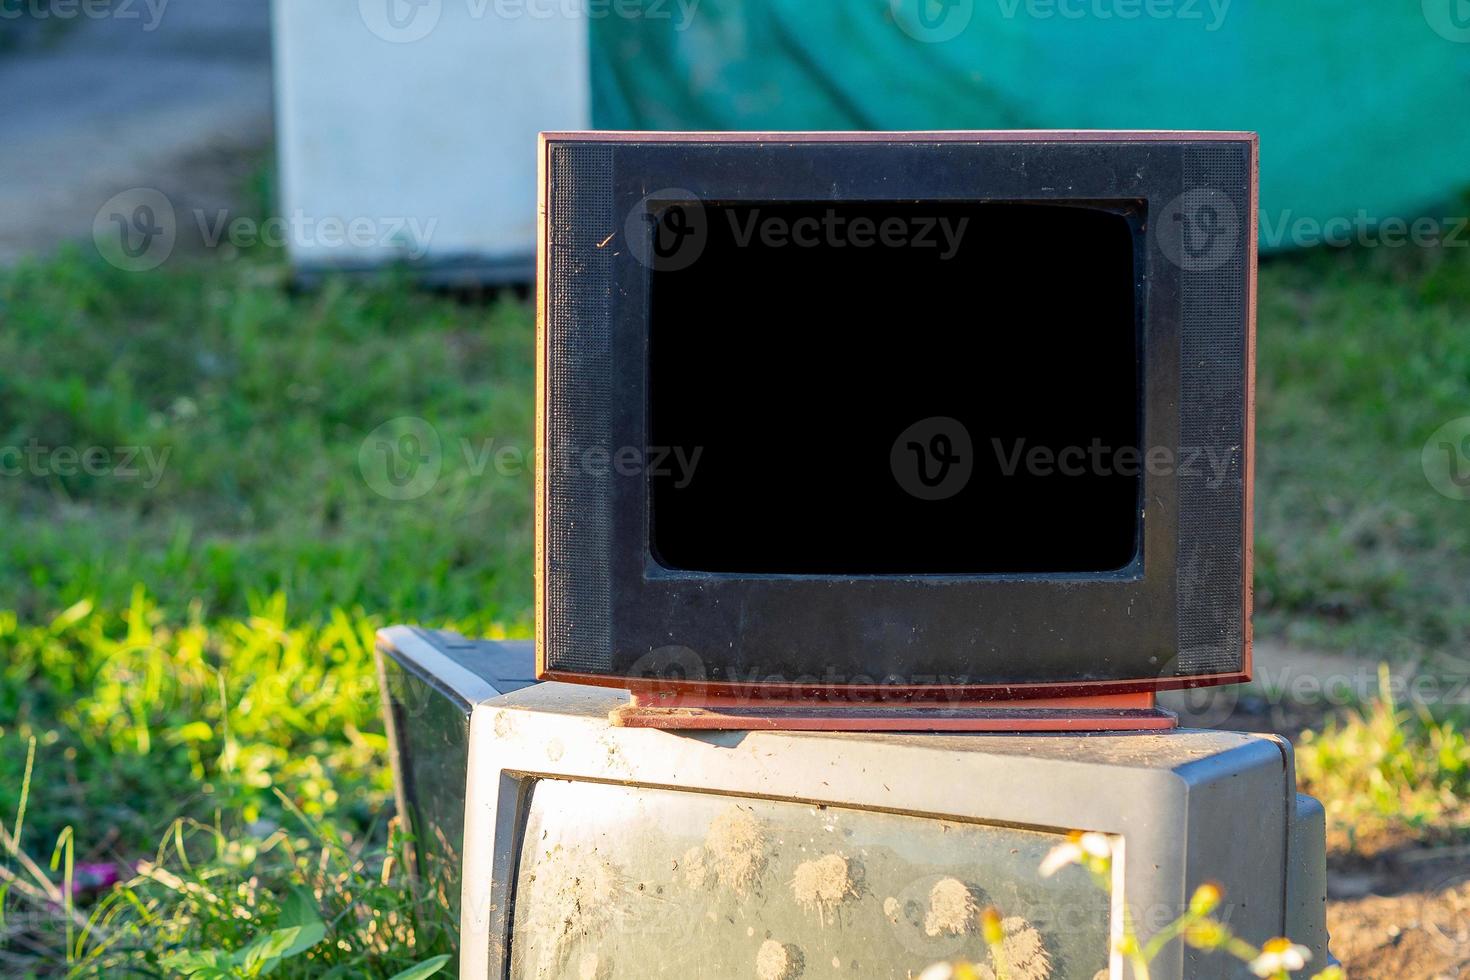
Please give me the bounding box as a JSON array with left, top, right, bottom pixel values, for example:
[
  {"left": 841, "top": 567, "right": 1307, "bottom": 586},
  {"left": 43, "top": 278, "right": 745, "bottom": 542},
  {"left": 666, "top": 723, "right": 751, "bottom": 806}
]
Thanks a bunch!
[
  {"left": 649, "top": 201, "right": 1142, "bottom": 575},
  {"left": 538, "top": 132, "right": 1255, "bottom": 697}
]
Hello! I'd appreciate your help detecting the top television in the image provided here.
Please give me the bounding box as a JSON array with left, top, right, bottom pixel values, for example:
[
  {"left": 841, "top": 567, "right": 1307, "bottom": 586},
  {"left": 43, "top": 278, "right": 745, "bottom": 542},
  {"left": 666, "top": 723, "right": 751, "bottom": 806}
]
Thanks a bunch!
[{"left": 536, "top": 131, "right": 1256, "bottom": 701}]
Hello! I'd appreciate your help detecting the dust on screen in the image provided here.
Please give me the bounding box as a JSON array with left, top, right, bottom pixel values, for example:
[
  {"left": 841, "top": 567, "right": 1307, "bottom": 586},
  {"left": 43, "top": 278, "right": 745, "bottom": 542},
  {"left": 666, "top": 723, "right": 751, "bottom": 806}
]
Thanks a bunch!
[{"left": 507, "top": 780, "right": 1110, "bottom": 980}]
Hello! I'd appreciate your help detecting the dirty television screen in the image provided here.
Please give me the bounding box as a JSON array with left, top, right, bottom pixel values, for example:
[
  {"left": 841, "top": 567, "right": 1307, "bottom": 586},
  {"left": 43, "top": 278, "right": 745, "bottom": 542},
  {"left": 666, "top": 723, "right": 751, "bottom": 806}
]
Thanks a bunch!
[{"left": 507, "top": 780, "right": 1111, "bottom": 979}]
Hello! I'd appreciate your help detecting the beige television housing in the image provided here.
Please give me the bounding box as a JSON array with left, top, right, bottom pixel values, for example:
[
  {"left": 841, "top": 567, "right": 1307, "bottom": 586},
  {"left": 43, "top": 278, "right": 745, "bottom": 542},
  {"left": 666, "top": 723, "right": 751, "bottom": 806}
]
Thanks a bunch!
[{"left": 366, "top": 626, "right": 1335, "bottom": 980}]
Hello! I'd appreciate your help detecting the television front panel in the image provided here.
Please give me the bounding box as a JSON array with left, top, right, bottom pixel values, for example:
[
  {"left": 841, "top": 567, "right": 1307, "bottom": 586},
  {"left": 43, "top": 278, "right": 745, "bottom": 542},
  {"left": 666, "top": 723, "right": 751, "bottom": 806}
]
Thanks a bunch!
[
  {"left": 458, "top": 685, "right": 1325, "bottom": 979},
  {"left": 536, "top": 131, "right": 1257, "bottom": 699}
]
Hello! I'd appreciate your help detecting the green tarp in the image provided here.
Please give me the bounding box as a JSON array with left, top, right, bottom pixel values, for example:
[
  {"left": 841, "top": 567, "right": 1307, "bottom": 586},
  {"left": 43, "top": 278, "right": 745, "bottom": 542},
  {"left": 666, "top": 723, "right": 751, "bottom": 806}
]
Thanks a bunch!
[{"left": 592, "top": 1, "right": 1470, "bottom": 247}]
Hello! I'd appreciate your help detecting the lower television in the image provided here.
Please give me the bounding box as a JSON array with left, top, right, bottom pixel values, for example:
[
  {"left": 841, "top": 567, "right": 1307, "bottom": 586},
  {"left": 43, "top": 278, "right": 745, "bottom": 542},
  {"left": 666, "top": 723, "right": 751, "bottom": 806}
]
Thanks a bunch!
[{"left": 377, "top": 630, "right": 1330, "bottom": 980}]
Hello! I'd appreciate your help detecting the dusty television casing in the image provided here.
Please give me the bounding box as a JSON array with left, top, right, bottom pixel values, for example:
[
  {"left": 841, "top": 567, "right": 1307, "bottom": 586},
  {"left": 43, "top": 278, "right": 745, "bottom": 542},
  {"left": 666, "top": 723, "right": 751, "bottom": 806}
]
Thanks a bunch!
[
  {"left": 376, "top": 628, "right": 537, "bottom": 918},
  {"left": 376, "top": 628, "right": 1329, "bottom": 980}
]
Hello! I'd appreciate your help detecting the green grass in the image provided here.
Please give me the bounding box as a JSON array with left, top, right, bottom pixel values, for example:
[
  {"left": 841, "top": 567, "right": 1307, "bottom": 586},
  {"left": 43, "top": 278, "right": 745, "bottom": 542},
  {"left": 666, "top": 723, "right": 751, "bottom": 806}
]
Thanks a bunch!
[
  {"left": 1254, "top": 242, "right": 1470, "bottom": 655},
  {"left": 0, "top": 243, "right": 533, "bottom": 974},
  {"left": 1297, "top": 665, "right": 1470, "bottom": 852},
  {"left": 1, "top": 211, "right": 1469, "bottom": 972},
  {"left": 0, "top": 250, "right": 535, "bottom": 628}
]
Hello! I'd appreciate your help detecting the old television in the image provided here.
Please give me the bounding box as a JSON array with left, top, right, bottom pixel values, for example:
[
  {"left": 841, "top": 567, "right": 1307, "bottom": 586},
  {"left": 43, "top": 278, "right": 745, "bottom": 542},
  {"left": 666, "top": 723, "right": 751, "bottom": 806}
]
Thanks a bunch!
[
  {"left": 439, "top": 677, "right": 1328, "bottom": 980},
  {"left": 536, "top": 132, "right": 1257, "bottom": 707}
]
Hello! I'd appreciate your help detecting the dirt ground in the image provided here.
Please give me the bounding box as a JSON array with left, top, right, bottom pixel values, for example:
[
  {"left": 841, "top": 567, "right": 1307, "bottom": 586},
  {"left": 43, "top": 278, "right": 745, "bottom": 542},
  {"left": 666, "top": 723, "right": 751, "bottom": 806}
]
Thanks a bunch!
[{"left": 1325, "top": 844, "right": 1470, "bottom": 979}]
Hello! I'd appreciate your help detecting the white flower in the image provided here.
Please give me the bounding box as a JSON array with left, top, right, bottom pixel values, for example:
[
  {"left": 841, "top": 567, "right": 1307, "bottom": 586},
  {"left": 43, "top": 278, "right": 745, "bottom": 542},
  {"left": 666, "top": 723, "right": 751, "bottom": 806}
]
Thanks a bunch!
[
  {"left": 1039, "top": 839, "right": 1082, "bottom": 877},
  {"left": 1249, "top": 938, "right": 1310, "bottom": 977},
  {"left": 1039, "top": 831, "right": 1112, "bottom": 877},
  {"left": 918, "top": 963, "right": 954, "bottom": 980}
]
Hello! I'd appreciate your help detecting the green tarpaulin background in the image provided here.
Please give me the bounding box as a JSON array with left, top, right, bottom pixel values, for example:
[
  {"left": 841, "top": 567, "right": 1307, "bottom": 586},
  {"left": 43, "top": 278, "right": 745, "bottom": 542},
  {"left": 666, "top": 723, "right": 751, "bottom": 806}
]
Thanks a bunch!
[{"left": 592, "top": 1, "right": 1470, "bottom": 247}]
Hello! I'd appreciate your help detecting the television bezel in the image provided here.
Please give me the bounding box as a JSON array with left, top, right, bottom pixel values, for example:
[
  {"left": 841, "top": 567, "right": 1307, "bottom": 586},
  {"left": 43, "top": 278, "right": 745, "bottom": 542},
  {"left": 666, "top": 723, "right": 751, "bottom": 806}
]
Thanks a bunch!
[{"left": 536, "top": 131, "right": 1257, "bottom": 699}]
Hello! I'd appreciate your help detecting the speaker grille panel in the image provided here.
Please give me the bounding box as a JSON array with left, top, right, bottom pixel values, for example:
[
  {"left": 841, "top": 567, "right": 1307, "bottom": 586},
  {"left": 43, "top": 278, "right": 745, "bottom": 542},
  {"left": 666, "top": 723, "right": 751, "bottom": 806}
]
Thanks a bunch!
[
  {"left": 545, "top": 144, "right": 614, "bottom": 673},
  {"left": 1175, "top": 145, "right": 1249, "bottom": 675}
]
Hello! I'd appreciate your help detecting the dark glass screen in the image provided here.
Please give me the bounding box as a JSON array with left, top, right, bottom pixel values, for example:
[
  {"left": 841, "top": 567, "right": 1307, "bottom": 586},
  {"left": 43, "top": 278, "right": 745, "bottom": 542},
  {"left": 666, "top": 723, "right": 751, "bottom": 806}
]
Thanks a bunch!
[{"left": 648, "top": 201, "right": 1141, "bottom": 575}]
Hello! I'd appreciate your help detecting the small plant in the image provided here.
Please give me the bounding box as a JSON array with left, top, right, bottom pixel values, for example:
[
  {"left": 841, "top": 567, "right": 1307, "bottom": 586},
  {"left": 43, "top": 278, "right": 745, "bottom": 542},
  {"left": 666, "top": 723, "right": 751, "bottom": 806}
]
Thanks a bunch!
[
  {"left": 2, "top": 722, "right": 456, "bottom": 977},
  {"left": 1297, "top": 662, "right": 1470, "bottom": 848},
  {"left": 162, "top": 885, "right": 327, "bottom": 978}
]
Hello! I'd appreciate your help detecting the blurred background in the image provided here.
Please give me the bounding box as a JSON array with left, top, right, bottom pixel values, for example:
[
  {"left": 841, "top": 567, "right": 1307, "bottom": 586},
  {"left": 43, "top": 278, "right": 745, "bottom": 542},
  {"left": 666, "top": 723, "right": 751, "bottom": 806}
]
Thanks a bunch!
[{"left": 2, "top": 0, "right": 1469, "bottom": 975}]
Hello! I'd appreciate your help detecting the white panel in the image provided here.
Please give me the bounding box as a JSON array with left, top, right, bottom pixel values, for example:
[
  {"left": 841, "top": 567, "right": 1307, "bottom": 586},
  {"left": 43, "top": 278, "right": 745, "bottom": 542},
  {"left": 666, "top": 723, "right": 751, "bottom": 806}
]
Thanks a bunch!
[{"left": 272, "top": 0, "right": 590, "bottom": 273}]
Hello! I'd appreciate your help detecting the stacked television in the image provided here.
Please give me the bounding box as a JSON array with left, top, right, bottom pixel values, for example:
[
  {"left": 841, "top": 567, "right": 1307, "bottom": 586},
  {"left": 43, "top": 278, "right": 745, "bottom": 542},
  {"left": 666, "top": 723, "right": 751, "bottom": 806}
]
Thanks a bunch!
[{"left": 376, "top": 131, "right": 1332, "bottom": 979}]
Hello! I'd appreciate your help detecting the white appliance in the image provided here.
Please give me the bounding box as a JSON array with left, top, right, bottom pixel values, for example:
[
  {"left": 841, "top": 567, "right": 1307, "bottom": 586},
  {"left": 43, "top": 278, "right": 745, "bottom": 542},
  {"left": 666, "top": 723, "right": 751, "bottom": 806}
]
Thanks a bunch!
[{"left": 271, "top": 0, "right": 590, "bottom": 282}]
